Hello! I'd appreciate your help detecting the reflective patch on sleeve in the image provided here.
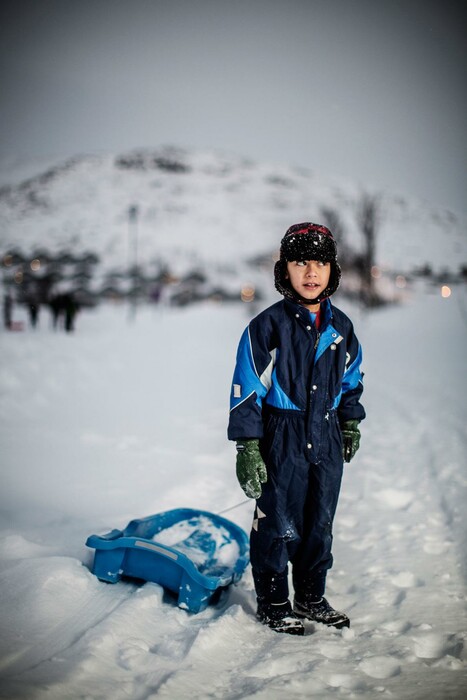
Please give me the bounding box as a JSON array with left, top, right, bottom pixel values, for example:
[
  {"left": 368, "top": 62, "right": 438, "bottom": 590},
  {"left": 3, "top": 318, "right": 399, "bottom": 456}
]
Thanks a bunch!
[
  {"left": 259, "top": 348, "right": 277, "bottom": 391},
  {"left": 233, "top": 384, "right": 242, "bottom": 398},
  {"left": 252, "top": 505, "right": 266, "bottom": 531}
]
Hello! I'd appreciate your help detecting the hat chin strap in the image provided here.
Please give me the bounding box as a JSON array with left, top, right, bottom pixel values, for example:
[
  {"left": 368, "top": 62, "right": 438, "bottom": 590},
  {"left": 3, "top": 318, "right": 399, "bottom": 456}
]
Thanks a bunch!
[
  {"left": 281, "top": 280, "right": 329, "bottom": 305},
  {"left": 297, "top": 294, "right": 325, "bottom": 305},
  {"left": 294, "top": 290, "right": 328, "bottom": 305}
]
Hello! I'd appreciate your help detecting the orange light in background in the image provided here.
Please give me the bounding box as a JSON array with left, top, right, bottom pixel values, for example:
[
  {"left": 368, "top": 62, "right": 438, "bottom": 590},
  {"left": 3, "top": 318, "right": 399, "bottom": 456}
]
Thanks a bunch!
[
  {"left": 241, "top": 285, "right": 255, "bottom": 303},
  {"left": 395, "top": 275, "right": 406, "bottom": 289},
  {"left": 30, "top": 258, "right": 41, "bottom": 271},
  {"left": 441, "top": 285, "right": 451, "bottom": 298}
]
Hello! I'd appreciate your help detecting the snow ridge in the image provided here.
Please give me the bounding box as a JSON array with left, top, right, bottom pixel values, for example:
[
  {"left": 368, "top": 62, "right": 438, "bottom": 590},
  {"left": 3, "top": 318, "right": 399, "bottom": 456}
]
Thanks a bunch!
[{"left": 1, "top": 147, "right": 465, "bottom": 278}]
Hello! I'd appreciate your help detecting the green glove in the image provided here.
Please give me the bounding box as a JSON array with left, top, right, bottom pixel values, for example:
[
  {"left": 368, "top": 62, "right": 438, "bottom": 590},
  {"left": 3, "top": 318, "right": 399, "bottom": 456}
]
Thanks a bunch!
[
  {"left": 235, "top": 439, "right": 267, "bottom": 499},
  {"left": 341, "top": 420, "right": 361, "bottom": 463}
]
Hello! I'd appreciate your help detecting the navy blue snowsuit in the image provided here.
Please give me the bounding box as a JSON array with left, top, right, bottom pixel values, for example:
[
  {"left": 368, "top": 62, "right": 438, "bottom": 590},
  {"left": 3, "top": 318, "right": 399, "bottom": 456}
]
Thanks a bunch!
[{"left": 228, "top": 297, "right": 365, "bottom": 602}]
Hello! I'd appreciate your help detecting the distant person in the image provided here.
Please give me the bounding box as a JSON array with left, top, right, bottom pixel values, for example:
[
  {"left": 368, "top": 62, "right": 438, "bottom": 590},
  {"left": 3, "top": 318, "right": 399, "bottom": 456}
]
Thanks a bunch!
[
  {"left": 63, "top": 293, "right": 79, "bottom": 332},
  {"left": 228, "top": 223, "right": 365, "bottom": 635},
  {"left": 49, "top": 295, "right": 62, "bottom": 329},
  {"left": 3, "top": 292, "right": 13, "bottom": 330},
  {"left": 49, "top": 293, "right": 79, "bottom": 332},
  {"left": 28, "top": 299, "right": 40, "bottom": 328},
  {"left": 150, "top": 283, "right": 162, "bottom": 304}
]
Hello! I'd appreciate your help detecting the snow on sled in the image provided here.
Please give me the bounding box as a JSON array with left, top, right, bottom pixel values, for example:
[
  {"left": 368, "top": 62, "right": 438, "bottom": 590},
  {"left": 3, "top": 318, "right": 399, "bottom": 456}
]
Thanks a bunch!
[{"left": 86, "top": 508, "right": 250, "bottom": 613}]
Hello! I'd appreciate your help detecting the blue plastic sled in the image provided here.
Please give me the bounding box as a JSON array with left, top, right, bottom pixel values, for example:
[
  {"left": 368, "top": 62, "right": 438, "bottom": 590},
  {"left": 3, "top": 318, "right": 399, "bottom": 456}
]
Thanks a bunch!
[{"left": 86, "top": 508, "right": 250, "bottom": 613}]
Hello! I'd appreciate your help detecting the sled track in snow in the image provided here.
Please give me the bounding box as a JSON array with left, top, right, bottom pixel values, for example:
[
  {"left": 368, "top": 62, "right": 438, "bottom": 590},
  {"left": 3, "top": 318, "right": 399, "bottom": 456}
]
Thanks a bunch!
[
  {"left": 0, "top": 583, "right": 136, "bottom": 679},
  {"left": 376, "top": 383, "right": 467, "bottom": 577}
]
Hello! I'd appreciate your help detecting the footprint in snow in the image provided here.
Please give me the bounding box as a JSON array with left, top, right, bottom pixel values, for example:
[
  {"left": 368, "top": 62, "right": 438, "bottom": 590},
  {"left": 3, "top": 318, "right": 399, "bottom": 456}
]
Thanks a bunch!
[
  {"left": 349, "top": 535, "right": 380, "bottom": 551},
  {"left": 118, "top": 638, "right": 150, "bottom": 670},
  {"left": 382, "top": 619, "right": 412, "bottom": 635},
  {"left": 326, "top": 673, "right": 367, "bottom": 691},
  {"left": 374, "top": 488, "right": 414, "bottom": 510},
  {"left": 390, "top": 571, "right": 424, "bottom": 588},
  {"left": 412, "top": 631, "right": 464, "bottom": 660},
  {"left": 358, "top": 655, "right": 401, "bottom": 679},
  {"left": 338, "top": 515, "right": 359, "bottom": 529},
  {"left": 423, "top": 536, "right": 451, "bottom": 555},
  {"left": 318, "top": 641, "right": 350, "bottom": 660},
  {"left": 374, "top": 588, "right": 406, "bottom": 607}
]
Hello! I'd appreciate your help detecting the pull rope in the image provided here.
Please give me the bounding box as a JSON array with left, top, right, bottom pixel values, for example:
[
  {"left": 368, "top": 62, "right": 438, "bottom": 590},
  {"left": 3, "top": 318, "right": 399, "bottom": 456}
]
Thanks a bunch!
[{"left": 217, "top": 498, "right": 251, "bottom": 516}]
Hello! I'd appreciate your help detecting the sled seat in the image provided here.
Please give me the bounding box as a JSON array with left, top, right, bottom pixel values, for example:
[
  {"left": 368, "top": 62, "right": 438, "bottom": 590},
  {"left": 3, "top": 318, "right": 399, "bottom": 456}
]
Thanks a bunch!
[{"left": 86, "top": 508, "right": 249, "bottom": 613}]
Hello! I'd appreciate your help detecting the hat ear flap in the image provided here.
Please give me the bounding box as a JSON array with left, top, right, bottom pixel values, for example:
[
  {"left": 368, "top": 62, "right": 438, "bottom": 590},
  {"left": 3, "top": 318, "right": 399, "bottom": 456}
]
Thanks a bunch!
[
  {"left": 274, "top": 259, "right": 293, "bottom": 299},
  {"left": 320, "top": 260, "right": 341, "bottom": 300},
  {"left": 331, "top": 260, "right": 342, "bottom": 295}
]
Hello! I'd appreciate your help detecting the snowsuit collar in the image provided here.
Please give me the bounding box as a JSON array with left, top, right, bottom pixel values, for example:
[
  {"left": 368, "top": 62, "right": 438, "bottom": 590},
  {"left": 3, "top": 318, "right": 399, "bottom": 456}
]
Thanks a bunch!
[{"left": 283, "top": 297, "right": 333, "bottom": 329}]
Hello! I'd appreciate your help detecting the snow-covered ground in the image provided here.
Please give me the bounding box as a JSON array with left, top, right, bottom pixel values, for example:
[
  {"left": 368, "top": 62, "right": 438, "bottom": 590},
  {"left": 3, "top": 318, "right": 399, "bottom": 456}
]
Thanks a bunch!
[{"left": 0, "top": 284, "right": 466, "bottom": 699}]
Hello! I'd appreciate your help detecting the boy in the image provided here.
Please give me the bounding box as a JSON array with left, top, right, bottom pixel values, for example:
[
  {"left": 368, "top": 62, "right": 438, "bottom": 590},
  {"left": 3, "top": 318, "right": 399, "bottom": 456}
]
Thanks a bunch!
[{"left": 228, "top": 222, "right": 365, "bottom": 635}]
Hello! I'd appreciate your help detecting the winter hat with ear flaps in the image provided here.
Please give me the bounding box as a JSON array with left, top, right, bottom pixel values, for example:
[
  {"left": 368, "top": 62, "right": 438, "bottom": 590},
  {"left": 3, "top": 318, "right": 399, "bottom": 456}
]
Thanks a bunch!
[{"left": 274, "top": 222, "right": 342, "bottom": 304}]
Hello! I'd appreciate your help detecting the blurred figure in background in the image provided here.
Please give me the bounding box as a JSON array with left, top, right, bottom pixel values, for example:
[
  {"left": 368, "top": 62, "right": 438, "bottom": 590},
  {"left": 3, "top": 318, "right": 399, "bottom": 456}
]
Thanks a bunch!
[
  {"left": 28, "top": 298, "right": 40, "bottom": 329},
  {"left": 3, "top": 292, "right": 13, "bottom": 330},
  {"left": 49, "top": 293, "right": 79, "bottom": 332}
]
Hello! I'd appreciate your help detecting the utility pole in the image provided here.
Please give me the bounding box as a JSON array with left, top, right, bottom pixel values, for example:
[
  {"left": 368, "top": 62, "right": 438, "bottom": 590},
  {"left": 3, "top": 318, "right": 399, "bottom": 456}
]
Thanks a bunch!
[
  {"left": 128, "top": 205, "right": 139, "bottom": 319},
  {"left": 358, "top": 194, "right": 379, "bottom": 308}
]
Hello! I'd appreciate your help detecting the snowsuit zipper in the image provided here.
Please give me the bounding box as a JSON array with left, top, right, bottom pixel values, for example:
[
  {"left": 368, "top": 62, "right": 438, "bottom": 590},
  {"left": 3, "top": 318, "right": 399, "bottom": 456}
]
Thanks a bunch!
[{"left": 305, "top": 328, "right": 320, "bottom": 454}]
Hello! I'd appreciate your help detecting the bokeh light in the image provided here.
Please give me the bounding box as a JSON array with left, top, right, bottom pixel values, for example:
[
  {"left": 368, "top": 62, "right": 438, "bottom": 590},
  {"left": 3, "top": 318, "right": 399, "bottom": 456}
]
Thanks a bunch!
[
  {"left": 441, "top": 285, "right": 451, "bottom": 298},
  {"left": 395, "top": 275, "right": 406, "bottom": 289},
  {"left": 241, "top": 285, "right": 255, "bottom": 303}
]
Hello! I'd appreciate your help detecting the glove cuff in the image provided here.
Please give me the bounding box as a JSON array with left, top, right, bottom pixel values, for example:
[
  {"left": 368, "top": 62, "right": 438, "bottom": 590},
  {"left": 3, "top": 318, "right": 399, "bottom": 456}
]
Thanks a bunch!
[
  {"left": 342, "top": 419, "right": 360, "bottom": 430},
  {"left": 236, "top": 438, "right": 259, "bottom": 452}
]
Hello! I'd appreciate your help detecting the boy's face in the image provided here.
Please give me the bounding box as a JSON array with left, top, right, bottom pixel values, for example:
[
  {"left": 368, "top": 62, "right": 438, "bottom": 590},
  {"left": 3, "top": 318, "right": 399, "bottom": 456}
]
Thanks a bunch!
[{"left": 285, "top": 259, "right": 331, "bottom": 309}]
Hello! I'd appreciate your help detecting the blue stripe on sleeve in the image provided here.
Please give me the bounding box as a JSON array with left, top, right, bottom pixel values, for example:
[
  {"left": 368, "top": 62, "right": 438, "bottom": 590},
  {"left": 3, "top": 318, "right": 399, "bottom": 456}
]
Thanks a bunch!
[
  {"left": 230, "top": 327, "right": 269, "bottom": 411},
  {"left": 342, "top": 344, "right": 363, "bottom": 393}
]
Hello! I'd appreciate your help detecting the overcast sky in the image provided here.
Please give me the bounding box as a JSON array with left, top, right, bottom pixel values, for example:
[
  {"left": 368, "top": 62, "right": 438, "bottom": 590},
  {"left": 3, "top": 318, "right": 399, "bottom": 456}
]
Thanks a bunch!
[{"left": 1, "top": 0, "right": 465, "bottom": 213}]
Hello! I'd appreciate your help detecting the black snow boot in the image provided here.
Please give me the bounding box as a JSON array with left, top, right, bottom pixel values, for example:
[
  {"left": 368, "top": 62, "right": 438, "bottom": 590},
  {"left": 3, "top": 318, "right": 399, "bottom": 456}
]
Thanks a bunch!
[
  {"left": 257, "top": 600, "right": 305, "bottom": 635},
  {"left": 293, "top": 596, "right": 350, "bottom": 629}
]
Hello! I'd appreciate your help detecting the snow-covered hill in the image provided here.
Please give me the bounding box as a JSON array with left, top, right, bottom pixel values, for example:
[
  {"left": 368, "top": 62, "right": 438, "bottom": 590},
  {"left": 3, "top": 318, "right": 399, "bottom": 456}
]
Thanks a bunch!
[{"left": 1, "top": 147, "right": 465, "bottom": 279}]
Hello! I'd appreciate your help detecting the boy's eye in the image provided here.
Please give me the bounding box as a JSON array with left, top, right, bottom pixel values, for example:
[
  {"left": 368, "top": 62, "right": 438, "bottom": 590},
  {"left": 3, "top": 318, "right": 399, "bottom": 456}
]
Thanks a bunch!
[{"left": 295, "top": 260, "right": 328, "bottom": 267}]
